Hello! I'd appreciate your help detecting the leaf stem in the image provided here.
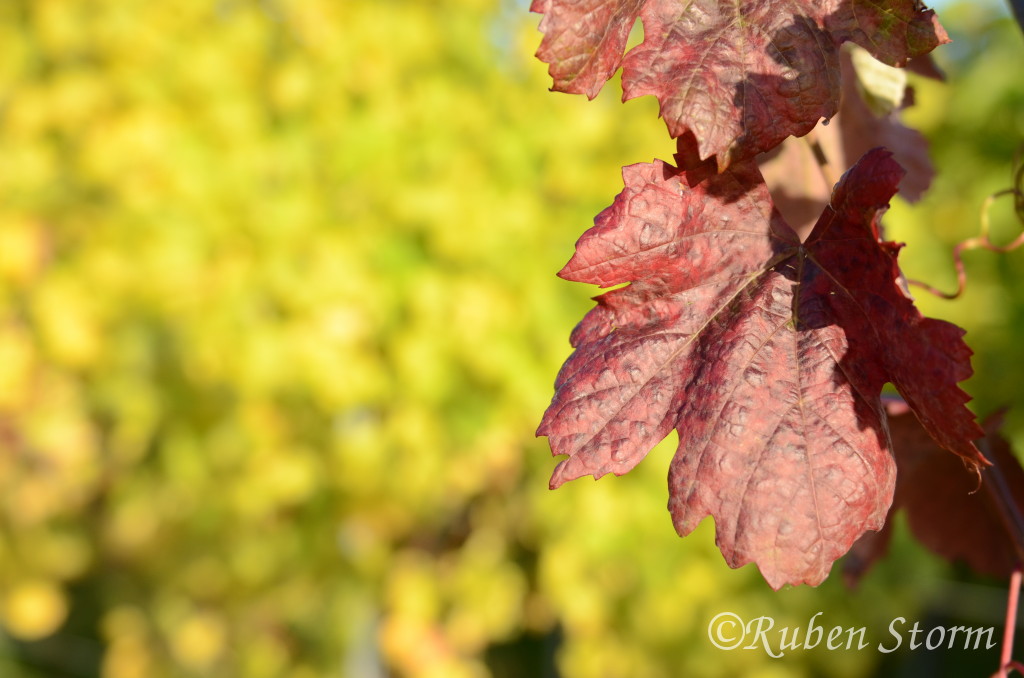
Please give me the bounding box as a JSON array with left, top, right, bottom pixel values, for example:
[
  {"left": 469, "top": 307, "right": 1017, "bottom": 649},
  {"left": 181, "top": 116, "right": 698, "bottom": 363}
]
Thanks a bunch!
[{"left": 803, "top": 131, "right": 839, "bottom": 189}]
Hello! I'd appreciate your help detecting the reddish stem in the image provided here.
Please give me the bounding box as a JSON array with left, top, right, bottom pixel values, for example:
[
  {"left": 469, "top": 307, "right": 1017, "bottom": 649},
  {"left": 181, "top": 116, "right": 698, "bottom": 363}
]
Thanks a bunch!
[
  {"left": 908, "top": 188, "right": 1024, "bottom": 300},
  {"left": 977, "top": 433, "right": 1024, "bottom": 678},
  {"left": 993, "top": 568, "right": 1023, "bottom": 678}
]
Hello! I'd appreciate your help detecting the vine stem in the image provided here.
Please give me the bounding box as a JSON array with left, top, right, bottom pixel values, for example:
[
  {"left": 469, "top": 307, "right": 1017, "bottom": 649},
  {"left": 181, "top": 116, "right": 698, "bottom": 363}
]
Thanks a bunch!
[
  {"left": 908, "top": 189, "right": 1024, "bottom": 299},
  {"left": 994, "top": 567, "right": 1022, "bottom": 678},
  {"left": 909, "top": 155, "right": 1024, "bottom": 299},
  {"left": 979, "top": 430, "right": 1024, "bottom": 677}
]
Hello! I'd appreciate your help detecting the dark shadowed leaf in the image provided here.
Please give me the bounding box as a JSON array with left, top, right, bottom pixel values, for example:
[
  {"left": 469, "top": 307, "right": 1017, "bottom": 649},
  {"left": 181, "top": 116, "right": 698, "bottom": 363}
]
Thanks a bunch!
[{"left": 845, "top": 400, "right": 1024, "bottom": 584}]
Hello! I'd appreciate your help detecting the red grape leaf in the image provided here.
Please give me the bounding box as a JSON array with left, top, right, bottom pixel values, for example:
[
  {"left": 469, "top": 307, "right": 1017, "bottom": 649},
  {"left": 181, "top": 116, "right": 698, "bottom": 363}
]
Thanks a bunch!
[
  {"left": 845, "top": 400, "right": 1024, "bottom": 584},
  {"left": 539, "top": 148, "right": 985, "bottom": 588},
  {"left": 532, "top": 0, "right": 949, "bottom": 168},
  {"left": 530, "top": 0, "right": 645, "bottom": 99}
]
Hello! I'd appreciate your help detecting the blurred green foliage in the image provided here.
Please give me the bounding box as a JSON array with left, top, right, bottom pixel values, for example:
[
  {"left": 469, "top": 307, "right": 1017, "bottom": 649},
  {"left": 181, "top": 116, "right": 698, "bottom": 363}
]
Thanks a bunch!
[{"left": 0, "top": 1, "right": 1021, "bottom": 677}]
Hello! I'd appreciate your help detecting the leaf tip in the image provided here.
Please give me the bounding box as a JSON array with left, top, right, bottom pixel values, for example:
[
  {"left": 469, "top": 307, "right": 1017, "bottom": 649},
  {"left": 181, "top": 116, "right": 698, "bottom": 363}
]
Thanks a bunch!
[
  {"left": 548, "top": 458, "right": 566, "bottom": 489},
  {"left": 549, "top": 457, "right": 584, "bottom": 489},
  {"left": 828, "top": 147, "right": 906, "bottom": 217}
]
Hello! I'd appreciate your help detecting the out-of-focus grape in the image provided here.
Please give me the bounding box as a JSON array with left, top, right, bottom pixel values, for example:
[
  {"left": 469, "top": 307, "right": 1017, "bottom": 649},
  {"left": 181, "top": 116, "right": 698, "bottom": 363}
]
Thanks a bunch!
[{"left": 1, "top": 580, "right": 68, "bottom": 641}]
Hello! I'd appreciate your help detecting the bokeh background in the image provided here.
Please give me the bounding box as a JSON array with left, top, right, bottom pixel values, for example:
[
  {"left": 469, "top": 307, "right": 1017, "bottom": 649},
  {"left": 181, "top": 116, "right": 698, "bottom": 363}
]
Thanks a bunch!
[{"left": 0, "top": 1, "right": 1022, "bottom": 677}]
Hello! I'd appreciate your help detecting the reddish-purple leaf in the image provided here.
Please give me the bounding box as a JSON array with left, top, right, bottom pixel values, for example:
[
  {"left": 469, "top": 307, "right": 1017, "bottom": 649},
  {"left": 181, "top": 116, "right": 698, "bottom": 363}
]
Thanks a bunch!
[
  {"left": 539, "top": 148, "right": 984, "bottom": 588},
  {"left": 532, "top": 0, "right": 949, "bottom": 167},
  {"left": 846, "top": 400, "right": 1024, "bottom": 584}
]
